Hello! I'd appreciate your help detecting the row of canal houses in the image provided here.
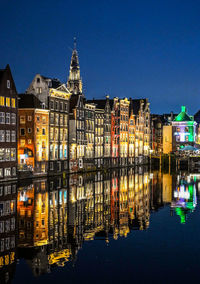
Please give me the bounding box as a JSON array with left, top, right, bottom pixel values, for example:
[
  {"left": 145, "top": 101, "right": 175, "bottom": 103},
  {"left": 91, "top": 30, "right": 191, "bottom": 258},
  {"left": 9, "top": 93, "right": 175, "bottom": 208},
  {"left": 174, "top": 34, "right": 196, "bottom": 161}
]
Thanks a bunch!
[{"left": 0, "top": 43, "right": 151, "bottom": 180}]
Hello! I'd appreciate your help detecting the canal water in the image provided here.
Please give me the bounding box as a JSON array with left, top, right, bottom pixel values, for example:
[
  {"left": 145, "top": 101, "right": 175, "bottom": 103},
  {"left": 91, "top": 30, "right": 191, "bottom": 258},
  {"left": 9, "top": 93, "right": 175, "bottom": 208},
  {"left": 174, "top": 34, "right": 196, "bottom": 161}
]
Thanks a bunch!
[{"left": 1, "top": 167, "right": 200, "bottom": 284}]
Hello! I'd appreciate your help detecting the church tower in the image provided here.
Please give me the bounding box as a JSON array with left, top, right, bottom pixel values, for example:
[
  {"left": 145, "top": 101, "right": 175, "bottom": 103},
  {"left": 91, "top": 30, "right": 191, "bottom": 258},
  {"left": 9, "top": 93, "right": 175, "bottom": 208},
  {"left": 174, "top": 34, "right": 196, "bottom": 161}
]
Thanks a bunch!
[{"left": 67, "top": 38, "right": 83, "bottom": 94}]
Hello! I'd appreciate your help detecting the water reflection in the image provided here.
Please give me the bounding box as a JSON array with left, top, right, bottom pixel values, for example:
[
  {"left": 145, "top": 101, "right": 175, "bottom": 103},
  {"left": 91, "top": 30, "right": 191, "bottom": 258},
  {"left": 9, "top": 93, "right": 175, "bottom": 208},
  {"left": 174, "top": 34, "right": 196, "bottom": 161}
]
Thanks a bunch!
[{"left": 0, "top": 168, "right": 200, "bottom": 282}]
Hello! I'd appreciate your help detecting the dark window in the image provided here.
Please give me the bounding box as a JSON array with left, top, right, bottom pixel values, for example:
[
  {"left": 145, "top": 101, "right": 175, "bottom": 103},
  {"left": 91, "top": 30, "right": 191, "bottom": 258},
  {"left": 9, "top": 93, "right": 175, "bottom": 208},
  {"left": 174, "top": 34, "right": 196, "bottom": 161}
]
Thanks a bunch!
[{"left": 20, "top": 128, "right": 25, "bottom": 136}]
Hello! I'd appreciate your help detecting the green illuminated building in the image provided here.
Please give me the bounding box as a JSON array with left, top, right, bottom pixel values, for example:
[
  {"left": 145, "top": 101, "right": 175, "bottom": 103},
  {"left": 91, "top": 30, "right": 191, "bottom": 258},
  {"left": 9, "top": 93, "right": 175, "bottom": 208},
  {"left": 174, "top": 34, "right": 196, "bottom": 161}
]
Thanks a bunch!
[{"left": 172, "top": 106, "right": 197, "bottom": 151}]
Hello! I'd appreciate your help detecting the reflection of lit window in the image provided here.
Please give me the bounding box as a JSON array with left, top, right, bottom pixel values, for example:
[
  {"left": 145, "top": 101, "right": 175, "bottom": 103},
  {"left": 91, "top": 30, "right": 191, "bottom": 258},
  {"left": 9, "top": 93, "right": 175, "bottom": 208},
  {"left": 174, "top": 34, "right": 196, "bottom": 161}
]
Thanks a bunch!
[
  {"left": 176, "top": 135, "right": 180, "bottom": 142},
  {"left": 176, "top": 127, "right": 180, "bottom": 132},
  {"left": 185, "top": 136, "right": 189, "bottom": 141},
  {"left": 185, "top": 127, "right": 189, "bottom": 132}
]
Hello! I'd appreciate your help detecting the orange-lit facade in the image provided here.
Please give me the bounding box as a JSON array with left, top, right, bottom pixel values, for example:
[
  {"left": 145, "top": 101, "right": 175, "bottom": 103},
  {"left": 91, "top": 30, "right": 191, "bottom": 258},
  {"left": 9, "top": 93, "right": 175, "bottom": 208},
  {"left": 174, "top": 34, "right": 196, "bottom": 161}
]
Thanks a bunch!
[
  {"left": 18, "top": 109, "right": 49, "bottom": 174},
  {"left": 111, "top": 98, "right": 120, "bottom": 166},
  {"left": 119, "top": 98, "right": 130, "bottom": 166},
  {"left": 128, "top": 109, "right": 136, "bottom": 165}
]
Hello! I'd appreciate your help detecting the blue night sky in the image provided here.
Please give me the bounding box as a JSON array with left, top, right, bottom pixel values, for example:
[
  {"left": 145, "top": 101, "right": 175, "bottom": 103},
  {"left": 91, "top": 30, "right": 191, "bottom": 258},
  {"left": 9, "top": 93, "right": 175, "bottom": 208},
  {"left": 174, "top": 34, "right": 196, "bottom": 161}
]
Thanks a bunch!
[{"left": 1, "top": 0, "right": 200, "bottom": 114}]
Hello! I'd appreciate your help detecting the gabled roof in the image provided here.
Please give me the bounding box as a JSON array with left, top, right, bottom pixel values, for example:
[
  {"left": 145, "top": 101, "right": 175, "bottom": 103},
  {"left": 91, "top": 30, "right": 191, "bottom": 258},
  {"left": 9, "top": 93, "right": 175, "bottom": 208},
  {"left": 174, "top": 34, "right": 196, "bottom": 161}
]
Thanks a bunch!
[
  {"left": 130, "top": 98, "right": 148, "bottom": 115},
  {"left": 40, "top": 75, "right": 62, "bottom": 88},
  {"left": 87, "top": 98, "right": 113, "bottom": 109},
  {"left": 18, "top": 93, "right": 42, "bottom": 108},
  {"left": 0, "top": 64, "right": 17, "bottom": 94},
  {"left": 0, "top": 70, "right": 4, "bottom": 84},
  {"left": 174, "top": 106, "right": 193, "bottom": 122},
  {"left": 56, "top": 84, "right": 70, "bottom": 93}
]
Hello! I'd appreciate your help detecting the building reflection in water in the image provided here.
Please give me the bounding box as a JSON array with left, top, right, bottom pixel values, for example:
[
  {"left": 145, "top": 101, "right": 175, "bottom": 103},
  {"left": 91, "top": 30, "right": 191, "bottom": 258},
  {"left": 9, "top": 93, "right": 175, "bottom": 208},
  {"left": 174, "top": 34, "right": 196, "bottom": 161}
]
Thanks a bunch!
[
  {"left": 0, "top": 168, "right": 200, "bottom": 281},
  {"left": 0, "top": 182, "right": 17, "bottom": 284}
]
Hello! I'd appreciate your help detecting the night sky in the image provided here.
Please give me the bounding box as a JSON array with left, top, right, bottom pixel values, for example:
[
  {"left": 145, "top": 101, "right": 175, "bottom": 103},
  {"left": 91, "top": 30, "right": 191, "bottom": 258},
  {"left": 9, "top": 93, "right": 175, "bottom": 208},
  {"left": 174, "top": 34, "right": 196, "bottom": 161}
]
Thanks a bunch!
[{"left": 1, "top": 0, "right": 200, "bottom": 114}]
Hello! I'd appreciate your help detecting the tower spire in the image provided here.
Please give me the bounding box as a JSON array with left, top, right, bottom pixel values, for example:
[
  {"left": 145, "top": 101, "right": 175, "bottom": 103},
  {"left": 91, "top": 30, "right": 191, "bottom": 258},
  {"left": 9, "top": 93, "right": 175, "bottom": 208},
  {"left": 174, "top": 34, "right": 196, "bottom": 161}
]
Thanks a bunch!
[
  {"left": 67, "top": 38, "right": 83, "bottom": 94},
  {"left": 74, "top": 37, "right": 77, "bottom": 50}
]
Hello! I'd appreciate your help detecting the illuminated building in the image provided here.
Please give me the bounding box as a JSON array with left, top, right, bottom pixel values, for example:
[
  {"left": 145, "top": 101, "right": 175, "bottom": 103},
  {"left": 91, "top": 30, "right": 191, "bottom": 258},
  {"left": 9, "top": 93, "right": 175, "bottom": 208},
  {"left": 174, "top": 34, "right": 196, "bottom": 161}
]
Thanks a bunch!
[
  {"left": 0, "top": 65, "right": 17, "bottom": 180},
  {"left": 87, "top": 96, "right": 112, "bottom": 167},
  {"left": 0, "top": 182, "right": 17, "bottom": 282},
  {"left": 163, "top": 106, "right": 198, "bottom": 154},
  {"left": 26, "top": 75, "right": 71, "bottom": 173},
  {"left": 84, "top": 102, "right": 95, "bottom": 170},
  {"left": 48, "top": 86, "right": 70, "bottom": 173},
  {"left": 111, "top": 98, "right": 120, "bottom": 167},
  {"left": 163, "top": 125, "right": 173, "bottom": 154},
  {"left": 94, "top": 108, "right": 104, "bottom": 168},
  {"left": 68, "top": 43, "right": 85, "bottom": 172},
  {"left": 151, "top": 114, "right": 164, "bottom": 155},
  {"left": 128, "top": 102, "right": 136, "bottom": 165},
  {"left": 18, "top": 94, "right": 49, "bottom": 174},
  {"left": 131, "top": 99, "right": 151, "bottom": 164},
  {"left": 172, "top": 106, "right": 197, "bottom": 151},
  {"left": 119, "top": 99, "right": 130, "bottom": 166}
]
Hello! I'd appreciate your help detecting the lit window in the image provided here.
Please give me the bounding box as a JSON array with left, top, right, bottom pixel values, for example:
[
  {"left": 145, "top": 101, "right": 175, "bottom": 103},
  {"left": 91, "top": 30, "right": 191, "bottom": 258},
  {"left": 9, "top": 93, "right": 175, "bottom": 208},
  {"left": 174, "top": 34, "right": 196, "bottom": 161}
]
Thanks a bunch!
[
  {"left": 27, "top": 116, "right": 32, "bottom": 121},
  {"left": 0, "top": 131, "right": 5, "bottom": 142},
  {"left": 0, "top": 149, "right": 5, "bottom": 161},
  {"left": 20, "top": 116, "right": 25, "bottom": 124},
  {"left": 11, "top": 131, "right": 16, "bottom": 142},
  {"left": 36, "top": 87, "right": 42, "bottom": 94},
  {"left": 6, "top": 97, "right": 10, "bottom": 107},
  {"left": 11, "top": 98, "right": 16, "bottom": 108},
  {"left": 4, "top": 168, "right": 11, "bottom": 177},
  {"left": 5, "top": 149, "right": 10, "bottom": 161},
  {"left": 0, "top": 113, "right": 5, "bottom": 124},
  {"left": 11, "top": 113, "right": 16, "bottom": 124},
  {"left": 0, "top": 97, "right": 4, "bottom": 106},
  {"left": 6, "top": 113, "right": 10, "bottom": 124},
  {"left": 20, "top": 139, "right": 25, "bottom": 146},
  {"left": 6, "top": 130, "right": 10, "bottom": 142},
  {"left": 28, "top": 139, "right": 32, "bottom": 144},
  {"left": 10, "top": 149, "right": 16, "bottom": 161}
]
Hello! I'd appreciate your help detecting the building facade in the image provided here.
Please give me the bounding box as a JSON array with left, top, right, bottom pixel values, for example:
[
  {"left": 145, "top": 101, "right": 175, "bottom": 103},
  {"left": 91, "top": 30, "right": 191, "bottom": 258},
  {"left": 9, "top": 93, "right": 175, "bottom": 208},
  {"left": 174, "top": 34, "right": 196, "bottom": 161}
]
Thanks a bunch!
[
  {"left": 84, "top": 102, "right": 95, "bottom": 169},
  {"left": 119, "top": 98, "right": 130, "bottom": 166},
  {"left": 18, "top": 95, "right": 49, "bottom": 174},
  {"left": 111, "top": 98, "right": 120, "bottom": 166},
  {"left": 0, "top": 65, "right": 17, "bottom": 181}
]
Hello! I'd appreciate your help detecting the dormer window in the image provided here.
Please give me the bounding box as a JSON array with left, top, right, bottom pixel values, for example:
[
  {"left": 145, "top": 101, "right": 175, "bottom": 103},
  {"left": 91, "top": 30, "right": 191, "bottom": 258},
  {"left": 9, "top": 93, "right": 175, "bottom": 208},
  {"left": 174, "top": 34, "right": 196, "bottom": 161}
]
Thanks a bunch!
[
  {"left": 37, "top": 77, "right": 40, "bottom": 83},
  {"left": 7, "top": 80, "right": 10, "bottom": 89}
]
